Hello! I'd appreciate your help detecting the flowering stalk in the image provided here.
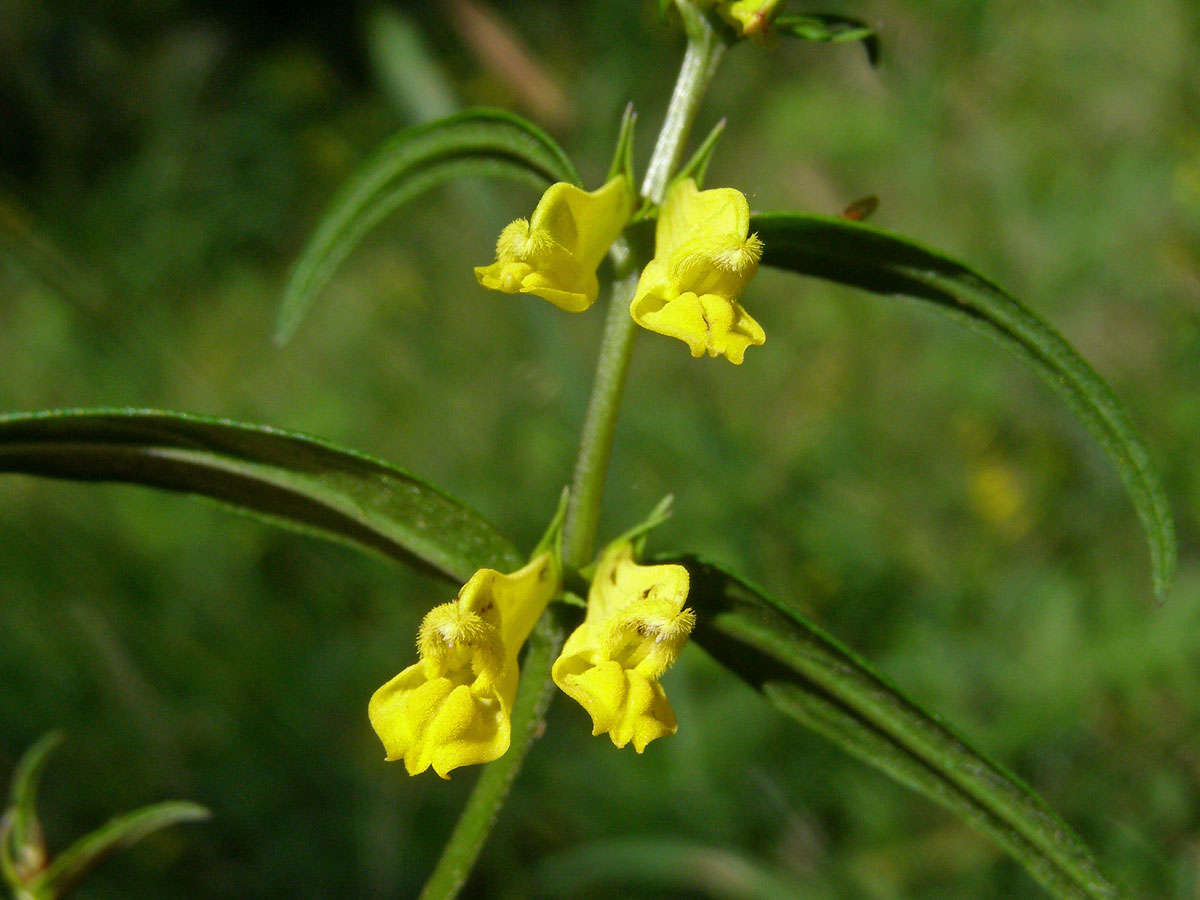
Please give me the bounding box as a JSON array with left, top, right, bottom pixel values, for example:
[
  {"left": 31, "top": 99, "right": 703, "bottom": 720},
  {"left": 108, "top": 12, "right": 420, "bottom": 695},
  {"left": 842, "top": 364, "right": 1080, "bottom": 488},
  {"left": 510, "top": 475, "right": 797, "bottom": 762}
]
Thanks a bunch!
[
  {"left": 560, "top": 240, "right": 639, "bottom": 569},
  {"left": 416, "top": 8, "right": 729, "bottom": 899},
  {"left": 563, "top": 1, "right": 729, "bottom": 569}
]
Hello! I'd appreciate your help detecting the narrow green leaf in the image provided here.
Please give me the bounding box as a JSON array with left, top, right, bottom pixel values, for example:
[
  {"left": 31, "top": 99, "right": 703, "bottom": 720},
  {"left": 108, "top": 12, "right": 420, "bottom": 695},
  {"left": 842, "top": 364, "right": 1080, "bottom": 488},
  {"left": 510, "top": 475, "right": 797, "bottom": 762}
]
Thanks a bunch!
[
  {"left": 681, "top": 559, "right": 1124, "bottom": 900},
  {"left": 32, "top": 801, "right": 209, "bottom": 900},
  {"left": 0, "top": 409, "right": 521, "bottom": 582},
  {"left": 5, "top": 733, "right": 61, "bottom": 859},
  {"left": 277, "top": 108, "right": 580, "bottom": 344},
  {"left": 752, "top": 212, "right": 1175, "bottom": 600},
  {"left": 1, "top": 733, "right": 63, "bottom": 887},
  {"left": 775, "top": 14, "right": 880, "bottom": 66}
]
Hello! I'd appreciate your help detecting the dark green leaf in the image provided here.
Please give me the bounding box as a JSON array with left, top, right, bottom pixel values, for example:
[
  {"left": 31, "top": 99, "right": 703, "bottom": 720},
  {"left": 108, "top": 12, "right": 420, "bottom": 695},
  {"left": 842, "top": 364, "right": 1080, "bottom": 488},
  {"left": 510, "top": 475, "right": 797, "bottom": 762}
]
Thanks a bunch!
[
  {"left": 0, "top": 409, "right": 521, "bottom": 582},
  {"left": 33, "top": 802, "right": 209, "bottom": 900},
  {"left": 775, "top": 14, "right": 880, "bottom": 66},
  {"left": 752, "top": 212, "right": 1175, "bottom": 600},
  {"left": 682, "top": 559, "right": 1124, "bottom": 900},
  {"left": 277, "top": 108, "right": 580, "bottom": 344}
]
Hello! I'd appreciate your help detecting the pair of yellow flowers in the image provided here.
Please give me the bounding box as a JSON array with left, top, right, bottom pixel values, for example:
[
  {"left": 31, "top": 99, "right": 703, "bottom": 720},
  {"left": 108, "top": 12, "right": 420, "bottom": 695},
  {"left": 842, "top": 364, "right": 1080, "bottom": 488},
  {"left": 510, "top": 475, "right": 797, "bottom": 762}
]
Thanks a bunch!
[
  {"left": 476, "top": 175, "right": 765, "bottom": 364},
  {"left": 369, "top": 543, "right": 694, "bottom": 778}
]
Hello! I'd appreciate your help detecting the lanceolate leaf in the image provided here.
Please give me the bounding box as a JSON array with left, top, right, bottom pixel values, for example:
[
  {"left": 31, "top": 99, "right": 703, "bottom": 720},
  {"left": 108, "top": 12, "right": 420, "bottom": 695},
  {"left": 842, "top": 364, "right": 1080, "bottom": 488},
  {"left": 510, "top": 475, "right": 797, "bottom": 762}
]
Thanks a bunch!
[
  {"left": 681, "top": 559, "right": 1124, "bottom": 900},
  {"left": 0, "top": 409, "right": 521, "bottom": 582},
  {"left": 752, "top": 213, "right": 1175, "bottom": 600},
  {"left": 277, "top": 108, "right": 580, "bottom": 344}
]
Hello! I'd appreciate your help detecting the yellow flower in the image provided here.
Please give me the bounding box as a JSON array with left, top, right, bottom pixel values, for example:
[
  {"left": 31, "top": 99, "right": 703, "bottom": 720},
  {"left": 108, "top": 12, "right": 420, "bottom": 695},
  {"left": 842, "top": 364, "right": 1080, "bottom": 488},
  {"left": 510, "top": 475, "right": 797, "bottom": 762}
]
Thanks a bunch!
[
  {"left": 630, "top": 178, "right": 764, "bottom": 364},
  {"left": 711, "top": 0, "right": 784, "bottom": 38},
  {"left": 552, "top": 543, "right": 694, "bottom": 752},
  {"left": 368, "top": 553, "right": 557, "bottom": 778},
  {"left": 475, "top": 177, "right": 632, "bottom": 312}
]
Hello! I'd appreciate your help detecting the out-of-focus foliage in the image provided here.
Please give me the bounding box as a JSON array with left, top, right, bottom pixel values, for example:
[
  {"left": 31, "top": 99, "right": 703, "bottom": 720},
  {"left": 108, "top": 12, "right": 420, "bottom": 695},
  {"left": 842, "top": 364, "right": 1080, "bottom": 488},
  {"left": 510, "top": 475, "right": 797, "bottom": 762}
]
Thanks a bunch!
[{"left": 1, "top": 2, "right": 1198, "bottom": 899}]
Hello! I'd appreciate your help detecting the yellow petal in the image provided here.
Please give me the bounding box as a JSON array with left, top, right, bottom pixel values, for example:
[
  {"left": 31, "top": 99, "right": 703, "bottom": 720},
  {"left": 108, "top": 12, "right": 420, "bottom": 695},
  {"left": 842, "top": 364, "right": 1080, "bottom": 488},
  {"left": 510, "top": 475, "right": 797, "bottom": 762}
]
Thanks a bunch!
[
  {"left": 630, "top": 290, "right": 765, "bottom": 364},
  {"left": 667, "top": 233, "right": 762, "bottom": 299},
  {"left": 551, "top": 543, "right": 693, "bottom": 752},
  {"left": 475, "top": 177, "right": 631, "bottom": 312},
  {"left": 368, "top": 662, "right": 440, "bottom": 765},
  {"left": 599, "top": 595, "right": 696, "bottom": 680},
  {"left": 426, "top": 666, "right": 518, "bottom": 778},
  {"left": 552, "top": 658, "right": 677, "bottom": 751},
  {"left": 654, "top": 178, "right": 753, "bottom": 262},
  {"left": 486, "top": 552, "right": 559, "bottom": 650},
  {"left": 585, "top": 543, "right": 690, "bottom": 624},
  {"left": 631, "top": 178, "right": 764, "bottom": 363},
  {"left": 368, "top": 662, "right": 517, "bottom": 778},
  {"left": 368, "top": 553, "right": 558, "bottom": 776},
  {"left": 531, "top": 179, "right": 630, "bottom": 272}
]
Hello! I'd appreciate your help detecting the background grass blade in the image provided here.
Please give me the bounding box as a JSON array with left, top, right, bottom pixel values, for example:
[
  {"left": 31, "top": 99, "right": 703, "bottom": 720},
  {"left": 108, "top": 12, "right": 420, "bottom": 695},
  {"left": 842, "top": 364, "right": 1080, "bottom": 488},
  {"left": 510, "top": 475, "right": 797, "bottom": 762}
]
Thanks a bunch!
[
  {"left": 277, "top": 108, "right": 580, "bottom": 343},
  {"left": 0, "top": 409, "right": 521, "bottom": 581},
  {"left": 35, "top": 801, "right": 210, "bottom": 900},
  {"left": 1, "top": 732, "right": 63, "bottom": 887},
  {"left": 752, "top": 212, "right": 1175, "bottom": 600},
  {"left": 535, "top": 837, "right": 807, "bottom": 900},
  {"left": 32, "top": 806, "right": 210, "bottom": 900},
  {"left": 681, "top": 558, "right": 1124, "bottom": 900}
]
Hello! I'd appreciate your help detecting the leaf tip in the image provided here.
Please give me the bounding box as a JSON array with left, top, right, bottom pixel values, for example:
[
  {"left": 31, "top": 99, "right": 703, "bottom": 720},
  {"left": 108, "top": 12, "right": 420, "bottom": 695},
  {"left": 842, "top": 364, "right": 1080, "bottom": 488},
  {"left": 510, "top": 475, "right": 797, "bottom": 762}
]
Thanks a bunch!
[
  {"left": 1151, "top": 543, "right": 1176, "bottom": 606},
  {"left": 272, "top": 306, "right": 300, "bottom": 347}
]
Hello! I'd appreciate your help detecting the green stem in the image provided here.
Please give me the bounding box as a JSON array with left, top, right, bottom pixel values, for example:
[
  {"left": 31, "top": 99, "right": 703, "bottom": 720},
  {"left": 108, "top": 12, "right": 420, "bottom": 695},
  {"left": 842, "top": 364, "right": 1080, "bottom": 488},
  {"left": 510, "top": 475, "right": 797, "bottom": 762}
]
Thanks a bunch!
[
  {"left": 562, "top": 5, "right": 728, "bottom": 568},
  {"left": 641, "top": 4, "right": 728, "bottom": 204},
  {"left": 416, "top": 11, "right": 728, "bottom": 899},
  {"left": 561, "top": 240, "right": 640, "bottom": 570}
]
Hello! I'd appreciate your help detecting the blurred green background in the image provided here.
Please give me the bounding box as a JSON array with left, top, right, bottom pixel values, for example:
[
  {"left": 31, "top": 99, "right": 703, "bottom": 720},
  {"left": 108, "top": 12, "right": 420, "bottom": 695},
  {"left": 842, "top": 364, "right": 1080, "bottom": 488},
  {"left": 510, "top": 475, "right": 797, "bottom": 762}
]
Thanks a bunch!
[{"left": 2, "top": 1, "right": 1198, "bottom": 898}]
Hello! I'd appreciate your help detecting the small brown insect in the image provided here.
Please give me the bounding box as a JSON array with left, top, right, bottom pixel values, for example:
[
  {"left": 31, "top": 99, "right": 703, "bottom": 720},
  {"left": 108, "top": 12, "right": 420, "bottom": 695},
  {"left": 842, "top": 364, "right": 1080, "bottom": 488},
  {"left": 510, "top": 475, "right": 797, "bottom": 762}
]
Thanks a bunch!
[{"left": 841, "top": 195, "right": 879, "bottom": 222}]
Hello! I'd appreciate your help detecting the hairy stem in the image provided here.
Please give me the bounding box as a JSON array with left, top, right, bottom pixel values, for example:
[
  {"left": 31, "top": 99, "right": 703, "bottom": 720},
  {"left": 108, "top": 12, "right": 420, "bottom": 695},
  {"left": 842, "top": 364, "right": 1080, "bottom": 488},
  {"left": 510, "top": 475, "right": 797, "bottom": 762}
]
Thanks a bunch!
[
  {"left": 562, "top": 5, "right": 728, "bottom": 568},
  {"left": 561, "top": 238, "right": 639, "bottom": 569},
  {"left": 641, "top": 4, "right": 727, "bottom": 203}
]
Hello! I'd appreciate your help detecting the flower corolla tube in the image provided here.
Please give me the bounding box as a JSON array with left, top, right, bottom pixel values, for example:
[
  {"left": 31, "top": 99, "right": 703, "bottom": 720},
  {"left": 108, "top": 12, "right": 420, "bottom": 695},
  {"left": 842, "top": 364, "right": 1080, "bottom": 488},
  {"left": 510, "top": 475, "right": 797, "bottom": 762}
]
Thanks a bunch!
[
  {"left": 368, "top": 553, "right": 557, "bottom": 778},
  {"left": 552, "top": 542, "right": 694, "bottom": 752}
]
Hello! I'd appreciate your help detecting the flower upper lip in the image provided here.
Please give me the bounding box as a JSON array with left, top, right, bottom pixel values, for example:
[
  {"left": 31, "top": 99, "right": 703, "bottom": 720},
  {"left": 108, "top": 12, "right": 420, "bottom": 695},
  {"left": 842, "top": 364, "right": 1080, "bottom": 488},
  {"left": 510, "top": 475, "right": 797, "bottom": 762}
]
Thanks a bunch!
[{"left": 475, "top": 177, "right": 633, "bottom": 313}]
